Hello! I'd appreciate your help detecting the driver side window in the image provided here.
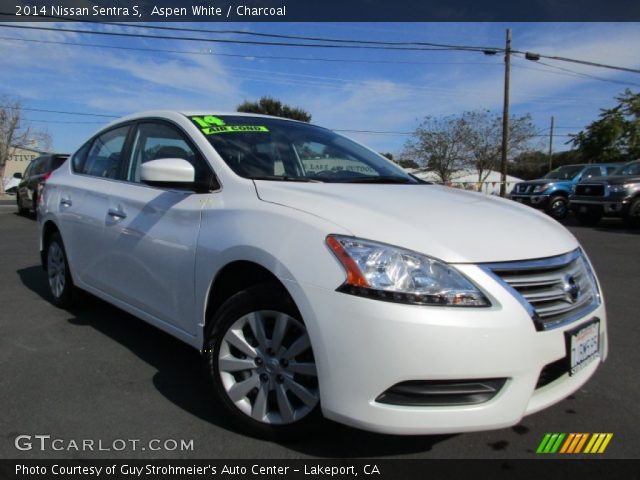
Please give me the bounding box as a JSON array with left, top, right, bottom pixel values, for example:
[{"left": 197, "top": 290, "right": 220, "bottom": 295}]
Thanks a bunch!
[{"left": 127, "top": 122, "right": 211, "bottom": 186}]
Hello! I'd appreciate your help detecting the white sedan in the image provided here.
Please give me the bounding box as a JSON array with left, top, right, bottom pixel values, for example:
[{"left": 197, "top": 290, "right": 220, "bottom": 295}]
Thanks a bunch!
[{"left": 38, "top": 111, "right": 607, "bottom": 438}]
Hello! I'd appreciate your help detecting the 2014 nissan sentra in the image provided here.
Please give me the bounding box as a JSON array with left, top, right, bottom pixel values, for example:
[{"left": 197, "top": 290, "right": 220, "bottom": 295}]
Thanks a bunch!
[{"left": 38, "top": 111, "right": 607, "bottom": 437}]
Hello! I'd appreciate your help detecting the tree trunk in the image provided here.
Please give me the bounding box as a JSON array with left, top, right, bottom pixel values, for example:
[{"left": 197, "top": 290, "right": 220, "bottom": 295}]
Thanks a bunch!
[{"left": 0, "top": 163, "right": 5, "bottom": 195}]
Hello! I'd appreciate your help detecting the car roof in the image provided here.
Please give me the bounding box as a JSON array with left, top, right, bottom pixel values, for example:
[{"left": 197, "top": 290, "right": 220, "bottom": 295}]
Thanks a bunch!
[
  {"left": 97, "top": 110, "right": 313, "bottom": 137},
  {"left": 109, "top": 110, "right": 305, "bottom": 126}
]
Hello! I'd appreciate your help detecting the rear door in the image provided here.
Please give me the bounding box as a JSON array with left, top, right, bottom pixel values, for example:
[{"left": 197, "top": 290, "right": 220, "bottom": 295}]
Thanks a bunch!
[
  {"left": 98, "top": 120, "right": 212, "bottom": 335},
  {"left": 56, "top": 125, "right": 133, "bottom": 290}
]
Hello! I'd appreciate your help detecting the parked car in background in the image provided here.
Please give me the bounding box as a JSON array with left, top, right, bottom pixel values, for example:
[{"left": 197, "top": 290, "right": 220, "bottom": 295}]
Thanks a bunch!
[
  {"left": 38, "top": 111, "right": 607, "bottom": 438},
  {"left": 16, "top": 154, "right": 69, "bottom": 216},
  {"left": 3, "top": 176, "right": 20, "bottom": 194},
  {"left": 510, "top": 164, "right": 620, "bottom": 220},
  {"left": 569, "top": 160, "right": 640, "bottom": 227}
]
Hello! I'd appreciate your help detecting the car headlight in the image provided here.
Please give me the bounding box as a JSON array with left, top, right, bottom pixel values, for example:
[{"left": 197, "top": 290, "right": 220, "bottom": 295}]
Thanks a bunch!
[
  {"left": 326, "top": 235, "right": 490, "bottom": 307},
  {"left": 609, "top": 184, "right": 629, "bottom": 193},
  {"left": 533, "top": 183, "right": 551, "bottom": 193}
]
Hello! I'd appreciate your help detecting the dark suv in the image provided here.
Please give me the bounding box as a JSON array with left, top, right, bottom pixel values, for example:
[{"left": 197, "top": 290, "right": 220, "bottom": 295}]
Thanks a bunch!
[
  {"left": 15, "top": 154, "right": 69, "bottom": 216},
  {"left": 569, "top": 160, "right": 640, "bottom": 227}
]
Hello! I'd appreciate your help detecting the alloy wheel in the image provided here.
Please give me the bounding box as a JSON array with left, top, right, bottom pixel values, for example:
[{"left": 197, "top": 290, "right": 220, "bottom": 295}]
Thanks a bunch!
[
  {"left": 47, "top": 241, "right": 66, "bottom": 299},
  {"left": 218, "top": 310, "right": 319, "bottom": 425}
]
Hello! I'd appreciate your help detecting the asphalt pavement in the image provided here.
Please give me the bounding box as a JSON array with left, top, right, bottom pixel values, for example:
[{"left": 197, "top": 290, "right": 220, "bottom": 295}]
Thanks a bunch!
[{"left": 0, "top": 203, "right": 638, "bottom": 459}]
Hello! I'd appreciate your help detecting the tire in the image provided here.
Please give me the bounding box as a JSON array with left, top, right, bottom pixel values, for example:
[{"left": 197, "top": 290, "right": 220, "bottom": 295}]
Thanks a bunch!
[
  {"left": 546, "top": 195, "right": 569, "bottom": 220},
  {"left": 203, "top": 284, "right": 320, "bottom": 439},
  {"left": 623, "top": 198, "right": 640, "bottom": 228},
  {"left": 576, "top": 211, "right": 602, "bottom": 227},
  {"left": 31, "top": 192, "right": 38, "bottom": 218},
  {"left": 45, "top": 232, "right": 77, "bottom": 308},
  {"left": 16, "top": 194, "right": 28, "bottom": 216}
]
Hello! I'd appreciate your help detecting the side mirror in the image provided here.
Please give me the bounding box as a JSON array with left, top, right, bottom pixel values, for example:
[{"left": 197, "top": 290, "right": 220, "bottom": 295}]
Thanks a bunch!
[
  {"left": 13, "top": 172, "right": 22, "bottom": 179},
  {"left": 140, "top": 158, "right": 195, "bottom": 189}
]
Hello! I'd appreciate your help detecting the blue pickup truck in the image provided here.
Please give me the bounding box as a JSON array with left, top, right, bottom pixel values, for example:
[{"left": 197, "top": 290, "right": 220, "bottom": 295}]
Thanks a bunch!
[{"left": 510, "top": 163, "right": 620, "bottom": 219}]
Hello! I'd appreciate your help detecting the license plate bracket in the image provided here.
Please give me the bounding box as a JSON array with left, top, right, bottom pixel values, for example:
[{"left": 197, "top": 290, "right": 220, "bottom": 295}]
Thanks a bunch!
[{"left": 565, "top": 318, "right": 600, "bottom": 376}]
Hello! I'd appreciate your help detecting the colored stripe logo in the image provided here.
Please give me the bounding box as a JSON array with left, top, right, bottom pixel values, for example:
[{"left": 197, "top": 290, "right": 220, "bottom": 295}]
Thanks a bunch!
[{"left": 537, "top": 433, "right": 612, "bottom": 454}]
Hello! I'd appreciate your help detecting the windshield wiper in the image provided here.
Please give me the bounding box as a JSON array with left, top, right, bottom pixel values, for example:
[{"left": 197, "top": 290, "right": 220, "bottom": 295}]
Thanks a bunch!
[
  {"left": 250, "top": 175, "right": 323, "bottom": 183},
  {"left": 340, "top": 176, "right": 417, "bottom": 184}
]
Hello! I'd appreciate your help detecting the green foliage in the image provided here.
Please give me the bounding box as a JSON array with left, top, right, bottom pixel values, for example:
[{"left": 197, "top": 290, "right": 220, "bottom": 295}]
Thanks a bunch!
[
  {"left": 571, "top": 89, "right": 640, "bottom": 162},
  {"left": 395, "top": 158, "right": 419, "bottom": 169},
  {"left": 236, "top": 96, "right": 312, "bottom": 122},
  {"left": 510, "top": 150, "right": 586, "bottom": 180}
]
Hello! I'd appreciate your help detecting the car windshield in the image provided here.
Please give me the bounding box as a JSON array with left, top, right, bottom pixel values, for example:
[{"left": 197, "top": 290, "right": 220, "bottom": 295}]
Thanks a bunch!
[
  {"left": 613, "top": 161, "right": 640, "bottom": 176},
  {"left": 189, "top": 115, "right": 418, "bottom": 184},
  {"left": 543, "top": 165, "right": 584, "bottom": 180}
]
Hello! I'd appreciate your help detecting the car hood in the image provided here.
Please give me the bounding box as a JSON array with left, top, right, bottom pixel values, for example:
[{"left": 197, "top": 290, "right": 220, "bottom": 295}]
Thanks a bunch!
[
  {"left": 254, "top": 181, "right": 578, "bottom": 263},
  {"left": 518, "top": 178, "right": 570, "bottom": 186}
]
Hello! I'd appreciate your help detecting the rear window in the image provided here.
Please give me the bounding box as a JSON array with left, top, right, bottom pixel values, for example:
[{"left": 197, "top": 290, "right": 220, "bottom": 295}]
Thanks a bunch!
[
  {"left": 615, "top": 161, "right": 640, "bottom": 176},
  {"left": 30, "top": 157, "right": 49, "bottom": 175},
  {"left": 51, "top": 155, "right": 68, "bottom": 170}
]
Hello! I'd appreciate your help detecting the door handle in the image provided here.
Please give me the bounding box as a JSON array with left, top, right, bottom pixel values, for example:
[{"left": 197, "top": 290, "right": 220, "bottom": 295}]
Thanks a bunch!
[
  {"left": 60, "top": 197, "right": 72, "bottom": 207},
  {"left": 107, "top": 207, "right": 127, "bottom": 220}
]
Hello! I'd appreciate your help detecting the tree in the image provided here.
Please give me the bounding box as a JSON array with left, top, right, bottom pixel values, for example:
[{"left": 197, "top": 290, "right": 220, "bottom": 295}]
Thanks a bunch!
[
  {"left": 401, "top": 110, "right": 537, "bottom": 184},
  {"left": 460, "top": 110, "right": 537, "bottom": 183},
  {"left": 237, "top": 96, "right": 312, "bottom": 122},
  {"left": 570, "top": 89, "right": 640, "bottom": 162},
  {"left": 0, "top": 97, "right": 51, "bottom": 194},
  {"left": 395, "top": 158, "right": 420, "bottom": 169},
  {"left": 511, "top": 150, "right": 586, "bottom": 180},
  {"left": 401, "top": 115, "right": 469, "bottom": 183}
]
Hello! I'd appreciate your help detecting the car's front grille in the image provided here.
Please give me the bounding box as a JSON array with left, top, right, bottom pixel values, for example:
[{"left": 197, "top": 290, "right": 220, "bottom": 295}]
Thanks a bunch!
[
  {"left": 515, "top": 184, "right": 532, "bottom": 194},
  {"left": 481, "top": 250, "right": 600, "bottom": 331},
  {"left": 575, "top": 184, "right": 605, "bottom": 197}
]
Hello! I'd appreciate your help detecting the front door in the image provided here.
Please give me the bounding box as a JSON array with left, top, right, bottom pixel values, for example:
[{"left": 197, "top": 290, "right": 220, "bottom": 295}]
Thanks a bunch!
[{"left": 99, "top": 121, "right": 212, "bottom": 335}]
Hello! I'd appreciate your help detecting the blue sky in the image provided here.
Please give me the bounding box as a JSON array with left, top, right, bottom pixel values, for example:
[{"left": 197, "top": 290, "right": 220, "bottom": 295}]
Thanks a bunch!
[{"left": 1, "top": 22, "right": 639, "bottom": 155}]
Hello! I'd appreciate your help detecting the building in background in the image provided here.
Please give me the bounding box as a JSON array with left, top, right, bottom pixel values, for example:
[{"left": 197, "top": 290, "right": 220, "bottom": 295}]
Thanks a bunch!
[
  {"left": 2, "top": 146, "right": 47, "bottom": 192},
  {"left": 407, "top": 168, "right": 523, "bottom": 195}
]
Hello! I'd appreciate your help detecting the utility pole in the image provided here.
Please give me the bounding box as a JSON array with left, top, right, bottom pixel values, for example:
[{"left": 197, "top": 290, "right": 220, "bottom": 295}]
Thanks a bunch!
[
  {"left": 499, "top": 28, "right": 511, "bottom": 197},
  {"left": 548, "top": 115, "right": 555, "bottom": 171}
]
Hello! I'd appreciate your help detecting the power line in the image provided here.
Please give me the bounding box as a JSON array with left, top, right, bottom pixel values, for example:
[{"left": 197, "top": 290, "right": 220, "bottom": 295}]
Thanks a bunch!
[
  {"left": 21, "top": 13, "right": 501, "bottom": 52},
  {"left": 0, "top": 36, "right": 503, "bottom": 67},
  {"left": 23, "top": 118, "right": 106, "bottom": 124},
  {"left": 513, "top": 49, "right": 640, "bottom": 75},
  {"left": 1, "top": 105, "right": 119, "bottom": 118},
  {"left": 333, "top": 129, "right": 413, "bottom": 135},
  {"left": 0, "top": 37, "right": 612, "bottom": 104},
  {"left": 0, "top": 23, "right": 492, "bottom": 53},
  {"left": 512, "top": 59, "right": 640, "bottom": 88}
]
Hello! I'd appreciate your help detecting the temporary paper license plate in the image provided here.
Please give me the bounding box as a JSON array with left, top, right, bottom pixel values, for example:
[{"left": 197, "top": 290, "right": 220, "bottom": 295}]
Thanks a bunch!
[{"left": 566, "top": 319, "right": 600, "bottom": 376}]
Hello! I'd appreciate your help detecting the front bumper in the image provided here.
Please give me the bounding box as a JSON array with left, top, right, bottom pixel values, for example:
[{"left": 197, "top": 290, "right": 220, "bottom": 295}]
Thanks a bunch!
[
  {"left": 510, "top": 194, "right": 550, "bottom": 209},
  {"left": 284, "top": 264, "right": 607, "bottom": 435},
  {"left": 570, "top": 194, "right": 631, "bottom": 217}
]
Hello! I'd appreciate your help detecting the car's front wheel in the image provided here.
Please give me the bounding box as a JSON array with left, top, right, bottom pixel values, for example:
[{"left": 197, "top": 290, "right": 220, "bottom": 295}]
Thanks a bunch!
[
  {"left": 623, "top": 197, "right": 640, "bottom": 228},
  {"left": 16, "top": 193, "right": 28, "bottom": 216},
  {"left": 46, "top": 232, "right": 77, "bottom": 308},
  {"left": 203, "top": 284, "right": 320, "bottom": 438},
  {"left": 546, "top": 195, "right": 569, "bottom": 219}
]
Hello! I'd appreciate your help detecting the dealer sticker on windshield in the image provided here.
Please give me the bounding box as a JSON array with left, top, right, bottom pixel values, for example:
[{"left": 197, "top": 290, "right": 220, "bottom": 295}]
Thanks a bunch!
[
  {"left": 190, "top": 115, "right": 269, "bottom": 135},
  {"left": 566, "top": 319, "right": 600, "bottom": 376}
]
